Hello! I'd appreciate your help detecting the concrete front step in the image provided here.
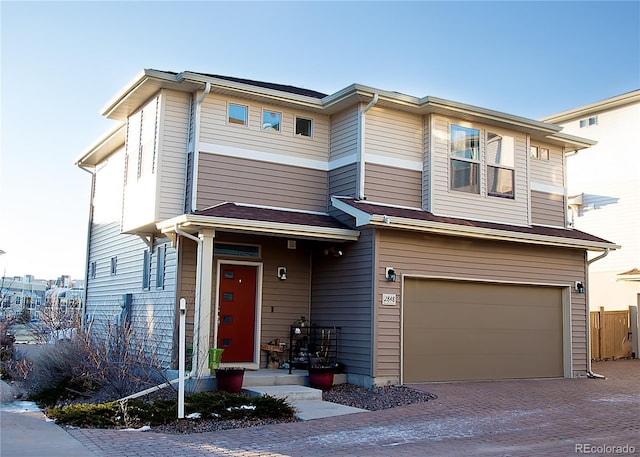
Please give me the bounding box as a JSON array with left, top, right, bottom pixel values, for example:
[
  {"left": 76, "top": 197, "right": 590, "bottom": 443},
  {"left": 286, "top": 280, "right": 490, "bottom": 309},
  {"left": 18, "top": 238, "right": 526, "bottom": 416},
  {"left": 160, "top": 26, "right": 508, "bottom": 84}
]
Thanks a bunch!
[{"left": 243, "top": 385, "right": 323, "bottom": 402}]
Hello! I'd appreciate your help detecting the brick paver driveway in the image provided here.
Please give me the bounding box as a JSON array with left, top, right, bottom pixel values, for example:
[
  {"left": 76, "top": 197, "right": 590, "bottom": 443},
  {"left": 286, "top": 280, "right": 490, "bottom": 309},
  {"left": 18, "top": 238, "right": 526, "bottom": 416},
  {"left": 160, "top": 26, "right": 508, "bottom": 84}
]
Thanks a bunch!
[{"left": 71, "top": 360, "right": 639, "bottom": 456}]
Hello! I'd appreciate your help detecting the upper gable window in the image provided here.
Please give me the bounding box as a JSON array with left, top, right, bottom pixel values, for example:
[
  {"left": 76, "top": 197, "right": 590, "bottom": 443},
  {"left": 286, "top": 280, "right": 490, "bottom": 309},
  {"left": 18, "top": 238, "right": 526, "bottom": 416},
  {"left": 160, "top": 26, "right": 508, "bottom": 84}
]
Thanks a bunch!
[
  {"left": 579, "top": 116, "right": 598, "bottom": 128},
  {"left": 228, "top": 103, "right": 248, "bottom": 126},
  {"left": 295, "top": 117, "right": 313, "bottom": 137},
  {"left": 450, "top": 125, "right": 480, "bottom": 194},
  {"left": 530, "top": 145, "right": 549, "bottom": 161},
  {"left": 262, "top": 110, "right": 282, "bottom": 132},
  {"left": 486, "top": 132, "right": 515, "bottom": 199}
]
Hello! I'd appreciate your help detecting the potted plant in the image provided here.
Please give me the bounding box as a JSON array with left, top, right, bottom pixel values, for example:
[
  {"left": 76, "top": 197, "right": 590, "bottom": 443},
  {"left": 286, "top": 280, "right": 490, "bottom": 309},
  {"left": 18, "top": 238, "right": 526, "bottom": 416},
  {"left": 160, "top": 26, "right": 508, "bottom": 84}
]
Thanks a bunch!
[
  {"left": 307, "top": 328, "right": 335, "bottom": 391},
  {"left": 214, "top": 367, "right": 245, "bottom": 393}
]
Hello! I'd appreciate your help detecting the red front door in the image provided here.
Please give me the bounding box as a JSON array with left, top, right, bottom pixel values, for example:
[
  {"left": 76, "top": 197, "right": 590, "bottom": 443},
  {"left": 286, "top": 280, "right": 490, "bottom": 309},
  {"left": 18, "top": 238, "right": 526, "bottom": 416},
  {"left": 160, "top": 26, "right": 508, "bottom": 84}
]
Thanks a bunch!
[{"left": 217, "top": 264, "right": 257, "bottom": 363}]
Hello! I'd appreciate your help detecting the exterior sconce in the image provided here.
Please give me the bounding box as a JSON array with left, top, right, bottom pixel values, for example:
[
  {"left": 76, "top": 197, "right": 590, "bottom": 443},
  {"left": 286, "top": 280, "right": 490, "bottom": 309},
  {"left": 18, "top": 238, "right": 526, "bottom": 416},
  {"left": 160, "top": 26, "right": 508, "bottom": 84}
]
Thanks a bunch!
[
  {"left": 575, "top": 281, "right": 585, "bottom": 293},
  {"left": 385, "top": 267, "right": 396, "bottom": 282},
  {"left": 277, "top": 267, "right": 287, "bottom": 280}
]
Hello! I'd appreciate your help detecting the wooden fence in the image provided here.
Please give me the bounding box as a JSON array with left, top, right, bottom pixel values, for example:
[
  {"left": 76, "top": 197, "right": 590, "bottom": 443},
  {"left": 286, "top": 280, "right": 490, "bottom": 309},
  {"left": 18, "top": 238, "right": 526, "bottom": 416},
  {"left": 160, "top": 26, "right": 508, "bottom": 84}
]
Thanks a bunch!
[{"left": 590, "top": 307, "right": 632, "bottom": 360}]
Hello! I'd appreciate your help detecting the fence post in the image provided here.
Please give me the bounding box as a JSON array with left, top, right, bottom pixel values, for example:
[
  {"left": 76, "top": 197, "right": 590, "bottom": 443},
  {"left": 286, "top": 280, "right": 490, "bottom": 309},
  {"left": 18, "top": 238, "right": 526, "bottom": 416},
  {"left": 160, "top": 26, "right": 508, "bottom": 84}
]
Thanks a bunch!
[
  {"left": 598, "top": 306, "right": 605, "bottom": 361},
  {"left": 630, "top": 304, "right": 639, "bottom": 359}
]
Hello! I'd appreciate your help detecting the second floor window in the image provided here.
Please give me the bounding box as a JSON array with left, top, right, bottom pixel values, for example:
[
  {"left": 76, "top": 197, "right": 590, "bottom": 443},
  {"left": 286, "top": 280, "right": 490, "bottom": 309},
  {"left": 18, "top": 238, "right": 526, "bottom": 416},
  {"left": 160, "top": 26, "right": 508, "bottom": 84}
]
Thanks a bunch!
[
  {"left": 486, "top": 132, "right": 515, "bottom": 199},
  {"left": 262, "top": 110, "right": 281, "bottom": 132},
  {"left": 228, "top": 103, "right": 248, "bottom": 126},
  {"left": 450, "top": 125, "right": 480, "bottom": 194}
]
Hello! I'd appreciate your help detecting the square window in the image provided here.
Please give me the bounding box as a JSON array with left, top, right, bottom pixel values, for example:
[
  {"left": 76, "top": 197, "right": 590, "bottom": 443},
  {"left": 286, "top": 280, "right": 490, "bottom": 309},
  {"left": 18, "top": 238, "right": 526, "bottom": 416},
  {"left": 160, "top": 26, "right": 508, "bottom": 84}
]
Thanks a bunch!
[
  {"left": 589, "top": 116, "right": 598, "bottom": 126},
  {"left": 579, "top": 119, "right": 587, "bottom": 128},
  {"left": 540, "top": 147, "right": 549, "bottom": 160},
  {"left": 530, "top": 146, "right": 539, "bottom": 159},
  {"left": 262, "top": 110, "right": 281, "bottom": 132},
  {"left": 295, "top": 117, "right": 312, "bottom": 137},
  {"left": 228, "top": 103, "right": 248, "bottom": 126}
]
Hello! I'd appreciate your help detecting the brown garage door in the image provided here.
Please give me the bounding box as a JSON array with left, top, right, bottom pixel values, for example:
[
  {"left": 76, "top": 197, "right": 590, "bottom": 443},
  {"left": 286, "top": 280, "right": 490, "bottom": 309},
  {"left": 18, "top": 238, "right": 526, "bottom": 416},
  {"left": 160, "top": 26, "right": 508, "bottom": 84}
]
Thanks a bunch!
[{"left": 403, "top": 279, "right": 564, "bottom": 382}]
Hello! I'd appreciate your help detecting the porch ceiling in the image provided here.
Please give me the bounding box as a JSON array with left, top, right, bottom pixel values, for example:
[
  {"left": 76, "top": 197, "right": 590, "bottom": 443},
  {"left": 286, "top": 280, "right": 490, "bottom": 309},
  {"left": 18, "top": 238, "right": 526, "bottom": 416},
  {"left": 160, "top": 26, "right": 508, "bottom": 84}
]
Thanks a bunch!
[{"left": 157, "top": 202, "right": 360, "bottom": 242}]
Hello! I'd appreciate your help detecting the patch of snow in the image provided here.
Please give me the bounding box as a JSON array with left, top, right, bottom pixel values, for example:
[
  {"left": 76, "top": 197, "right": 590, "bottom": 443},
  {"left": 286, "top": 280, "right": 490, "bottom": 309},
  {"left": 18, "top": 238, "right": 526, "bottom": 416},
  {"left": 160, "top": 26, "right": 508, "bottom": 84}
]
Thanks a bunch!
[
  {"left": 186, "top": 412, "right": 201, "bottom": 419},
  {"left": 120, "top": 425, "right": 151, "bottom": 432},
  {"left": 0, "top": 400, "right": 41, "bottom": 413}
]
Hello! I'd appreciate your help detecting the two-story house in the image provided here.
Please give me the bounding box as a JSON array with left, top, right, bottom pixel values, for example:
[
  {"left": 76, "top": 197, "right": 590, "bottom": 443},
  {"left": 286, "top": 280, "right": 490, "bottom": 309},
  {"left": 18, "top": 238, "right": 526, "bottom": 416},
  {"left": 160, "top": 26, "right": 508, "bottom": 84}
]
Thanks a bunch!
[{"left": 76, "top": 69, "right": 617, "bottom": 387}]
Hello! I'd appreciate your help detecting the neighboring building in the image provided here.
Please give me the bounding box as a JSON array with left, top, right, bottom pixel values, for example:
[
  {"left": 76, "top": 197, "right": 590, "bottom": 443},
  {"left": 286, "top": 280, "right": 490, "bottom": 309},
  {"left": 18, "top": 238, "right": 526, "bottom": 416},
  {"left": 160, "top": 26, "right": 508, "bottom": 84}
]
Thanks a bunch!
[
  {"left": 0, "top": 275, "right": 47, "bottom": 320},
  {"left": 76, "top": 69, "right": 617, "bottom": 386},
  {"left": 542, "top": 90, "right": 640, "bottom": 313}
]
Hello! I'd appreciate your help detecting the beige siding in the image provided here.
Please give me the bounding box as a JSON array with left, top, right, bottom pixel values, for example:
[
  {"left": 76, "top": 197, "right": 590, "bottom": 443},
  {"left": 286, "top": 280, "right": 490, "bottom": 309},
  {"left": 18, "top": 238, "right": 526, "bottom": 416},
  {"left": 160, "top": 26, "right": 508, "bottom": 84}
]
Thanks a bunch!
[
  {"left": 431, "top": 116, "right": 529, "bottom": 225},
  {"left": 199, "top": 94, "right": 329, "bottom": 162},
  {"left": 531, "top": 190, "right": 566, "bottom": 227},
  {"left": 364, "top": 162, "right": 422, "bottom": 208},
  {"left": 364, "top": 106, "right": 423, "bottom": 163},
  {"left": 375, "top": 229, "right": 588, "bottom": 381},
  {"left": 196, "top": 153, "right": 328, "bottom": 212},
  {"left": 330, "top": 106, "right": 359, "bottom": 162},
  {"left": 157, "top": 90, "right": 190, "bottom": 220},
  {"left": 530, "top": 142, "right": 564, "bottom": 188}
]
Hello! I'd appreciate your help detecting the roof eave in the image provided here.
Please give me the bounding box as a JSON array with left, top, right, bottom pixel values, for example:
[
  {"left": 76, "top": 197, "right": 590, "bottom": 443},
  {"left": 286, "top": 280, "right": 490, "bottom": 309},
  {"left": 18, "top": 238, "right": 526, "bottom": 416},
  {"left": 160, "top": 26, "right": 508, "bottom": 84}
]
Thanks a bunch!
[
  {"left": 157, "top": 214, "right": 360, "bottom": 242},
  {"left": 367, "top": 215, "right": 619, "bottom": 251}
]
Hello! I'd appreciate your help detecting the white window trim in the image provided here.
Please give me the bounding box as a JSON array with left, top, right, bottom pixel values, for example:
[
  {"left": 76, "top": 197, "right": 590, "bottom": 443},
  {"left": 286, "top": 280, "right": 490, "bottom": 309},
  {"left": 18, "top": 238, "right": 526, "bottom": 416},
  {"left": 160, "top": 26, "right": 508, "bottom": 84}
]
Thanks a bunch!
[
  {"left": 294, "top": 115, "right": 313, "bottom": 138},
  {"left": 227, "top": 102, "right": 249, "bottom": 127}
]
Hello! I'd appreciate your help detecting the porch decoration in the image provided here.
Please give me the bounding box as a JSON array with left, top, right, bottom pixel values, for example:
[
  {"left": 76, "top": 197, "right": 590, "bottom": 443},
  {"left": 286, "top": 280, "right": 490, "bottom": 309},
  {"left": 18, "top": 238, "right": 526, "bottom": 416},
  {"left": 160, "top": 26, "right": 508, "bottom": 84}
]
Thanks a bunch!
[{"left": 214, "top": 367, "right": 245, "bottom": 393}]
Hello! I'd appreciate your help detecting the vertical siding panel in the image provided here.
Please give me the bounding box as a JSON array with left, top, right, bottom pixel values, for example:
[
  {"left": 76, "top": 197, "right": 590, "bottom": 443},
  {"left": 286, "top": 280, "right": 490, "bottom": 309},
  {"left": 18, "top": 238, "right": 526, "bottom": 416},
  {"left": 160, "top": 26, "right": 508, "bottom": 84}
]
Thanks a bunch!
[
  {"left": 158, "top": 90, "right": 190, "bottom": 220},
  {"left": 312, "top": 229, "right": 375, "bottom": 378},
  {"left": 330, "top": 107, "right": 359, "bottom": 162}
]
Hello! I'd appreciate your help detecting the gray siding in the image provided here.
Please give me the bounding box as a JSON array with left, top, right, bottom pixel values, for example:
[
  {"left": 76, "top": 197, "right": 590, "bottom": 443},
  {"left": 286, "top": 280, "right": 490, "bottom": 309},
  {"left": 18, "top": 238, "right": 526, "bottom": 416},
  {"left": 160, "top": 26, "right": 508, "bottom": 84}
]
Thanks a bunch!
[
  {"left": 376, "top": 229, "right": 588, "bottom": 380},
  {"left": 196, "top": 153, "right": 328, "bottom": 212},
  {"left": 422, "top": 115, "right": 432, "bottom": 211},
  {"left": 531, "top": 190, "right": 566, "bottom": 227},
  {"left": 364, "top": 162, "right": 422, "bottom": 208},
  {"left": 330, "top": 107, "right": 359, "bottom": 162},
  {"left": 86, "top": 146, "right": 177, "bottom": 366},
  {"left": 329, "top": 163, "right": 357, "bottom": 199},
  {"left": 311, "top": 229, "right": 375, "bottom": 377}
]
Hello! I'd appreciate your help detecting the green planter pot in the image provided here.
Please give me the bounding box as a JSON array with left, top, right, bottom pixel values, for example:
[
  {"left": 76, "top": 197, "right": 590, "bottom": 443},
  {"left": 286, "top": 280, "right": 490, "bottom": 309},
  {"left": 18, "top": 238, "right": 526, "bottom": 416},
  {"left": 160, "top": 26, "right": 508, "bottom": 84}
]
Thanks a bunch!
[
  {"left": 308, "top": 366, "right": 334, "bottom": 391},
  {"left": 215, "top": 368, "right": 245, "bottom": 393}
]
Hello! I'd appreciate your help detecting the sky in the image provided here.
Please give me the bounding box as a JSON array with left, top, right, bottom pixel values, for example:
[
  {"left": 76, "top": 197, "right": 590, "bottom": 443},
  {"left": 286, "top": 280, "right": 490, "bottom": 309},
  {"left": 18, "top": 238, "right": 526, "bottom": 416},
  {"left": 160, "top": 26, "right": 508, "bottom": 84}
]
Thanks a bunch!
[{"left": 1, "top": 0, "right": 639, "bottom": 280}]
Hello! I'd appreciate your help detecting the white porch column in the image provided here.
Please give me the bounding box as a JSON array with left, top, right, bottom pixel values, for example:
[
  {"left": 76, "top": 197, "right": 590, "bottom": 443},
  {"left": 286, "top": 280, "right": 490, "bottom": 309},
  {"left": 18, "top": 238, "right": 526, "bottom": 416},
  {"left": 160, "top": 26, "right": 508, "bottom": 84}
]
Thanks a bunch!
[{"left": 192, "top": 228, "right": 215, "bottom": 377}]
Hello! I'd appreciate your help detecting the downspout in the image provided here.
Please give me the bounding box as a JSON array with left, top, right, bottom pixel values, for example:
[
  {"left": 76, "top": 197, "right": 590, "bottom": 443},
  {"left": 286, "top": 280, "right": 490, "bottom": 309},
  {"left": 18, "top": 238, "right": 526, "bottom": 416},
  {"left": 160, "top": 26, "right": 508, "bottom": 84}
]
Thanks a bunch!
[
  {"left": 357, "top": 93, "right": 379, "bottom": 200},
  {"left": 78, "top": 166, "right": 96, "bottom": 331},
  {"left": 585, "top": 248, "right": 610, "bottom": 379},
  {"left": 174, "top": 224, "right": 203, "bottom": 377},
  {"left": 189, "top": 82, "right": 212, "bottom": 213}
]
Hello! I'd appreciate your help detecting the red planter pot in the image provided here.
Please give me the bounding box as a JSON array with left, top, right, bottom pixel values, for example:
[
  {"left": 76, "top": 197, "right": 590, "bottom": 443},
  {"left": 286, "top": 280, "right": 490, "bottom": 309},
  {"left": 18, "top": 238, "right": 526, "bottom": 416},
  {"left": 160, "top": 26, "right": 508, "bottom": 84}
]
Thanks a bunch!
[
  {"left": 308, "top": 367, "right": 334, "bottom": 391},
  {"left": 215, "top": 368, "right": 245, "bottom": 393}
]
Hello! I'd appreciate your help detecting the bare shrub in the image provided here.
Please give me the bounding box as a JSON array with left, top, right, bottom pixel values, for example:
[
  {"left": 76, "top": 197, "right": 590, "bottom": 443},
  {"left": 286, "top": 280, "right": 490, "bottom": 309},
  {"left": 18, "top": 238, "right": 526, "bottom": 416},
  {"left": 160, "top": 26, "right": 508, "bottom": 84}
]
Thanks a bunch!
[{"left": 26, "top": 319, "right": 171, "bottom": 405}]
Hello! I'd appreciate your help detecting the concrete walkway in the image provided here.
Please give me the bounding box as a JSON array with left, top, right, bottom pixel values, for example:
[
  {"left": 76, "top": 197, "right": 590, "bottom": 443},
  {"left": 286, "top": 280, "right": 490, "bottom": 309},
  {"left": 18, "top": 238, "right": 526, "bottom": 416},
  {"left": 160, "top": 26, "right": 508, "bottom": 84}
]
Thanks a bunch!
[{"left": 2, "top": 360, "right": 639, "bottom": 456}]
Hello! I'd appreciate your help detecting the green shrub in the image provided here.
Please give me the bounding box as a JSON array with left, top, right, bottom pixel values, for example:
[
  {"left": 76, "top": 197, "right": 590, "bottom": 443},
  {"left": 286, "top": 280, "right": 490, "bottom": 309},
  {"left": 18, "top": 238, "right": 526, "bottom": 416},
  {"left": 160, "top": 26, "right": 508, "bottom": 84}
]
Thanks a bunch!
[{"left": 46, "top": 392, "right": 295, "bottom": 428}]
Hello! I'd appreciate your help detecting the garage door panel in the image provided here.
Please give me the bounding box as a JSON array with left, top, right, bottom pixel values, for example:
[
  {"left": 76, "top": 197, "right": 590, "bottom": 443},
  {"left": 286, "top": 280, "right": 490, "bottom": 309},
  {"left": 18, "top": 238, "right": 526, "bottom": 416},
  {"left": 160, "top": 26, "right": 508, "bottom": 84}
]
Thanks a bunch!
[{"left": 403, "top": 279, "right": 564, "bottom": 382}]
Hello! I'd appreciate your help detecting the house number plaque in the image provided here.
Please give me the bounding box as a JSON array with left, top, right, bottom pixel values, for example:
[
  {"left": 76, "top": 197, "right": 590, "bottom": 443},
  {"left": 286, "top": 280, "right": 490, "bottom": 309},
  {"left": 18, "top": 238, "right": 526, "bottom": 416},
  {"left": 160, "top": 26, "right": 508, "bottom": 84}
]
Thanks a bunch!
[{"left": 382, "top": 293, "right": 397, "bottom": 306}]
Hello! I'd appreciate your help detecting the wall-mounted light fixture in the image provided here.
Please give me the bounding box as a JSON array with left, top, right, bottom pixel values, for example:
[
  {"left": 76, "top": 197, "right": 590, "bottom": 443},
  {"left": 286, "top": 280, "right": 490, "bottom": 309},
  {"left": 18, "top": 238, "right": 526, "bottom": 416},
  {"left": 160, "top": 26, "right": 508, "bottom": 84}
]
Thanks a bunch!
[
  {"left": 323, "top": 247, "right": 343, "bottom": 257},
  {"left": 575, "top": 281, "right": 585, "bottom": 293},
  {"left": 277, "top": 267, "right": 287, "bottom": 280},
  {"left": 385, "top": 267, "right": 396, "bottom": 282}
]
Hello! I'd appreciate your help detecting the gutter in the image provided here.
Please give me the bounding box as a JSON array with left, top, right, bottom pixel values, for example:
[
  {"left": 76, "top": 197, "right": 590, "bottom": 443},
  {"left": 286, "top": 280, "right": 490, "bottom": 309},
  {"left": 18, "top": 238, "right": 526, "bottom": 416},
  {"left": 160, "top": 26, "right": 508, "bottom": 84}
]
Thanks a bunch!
[
  {"left": 190, "top": 82, "right": 212, "bottom": 213},
  {"left": 77, "top": 165, "right": 96, "bottom": 331},
  {"left": 357, "top": 93, "right": 379, "bottom": 200},
  {"left": 173, "top": 224, "right": 202, "bottom": 378},
  {"left": 585, "top": 248, "right": 610, "bottom": 379}
]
